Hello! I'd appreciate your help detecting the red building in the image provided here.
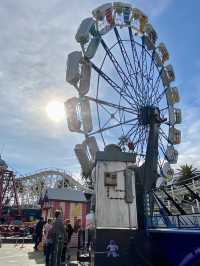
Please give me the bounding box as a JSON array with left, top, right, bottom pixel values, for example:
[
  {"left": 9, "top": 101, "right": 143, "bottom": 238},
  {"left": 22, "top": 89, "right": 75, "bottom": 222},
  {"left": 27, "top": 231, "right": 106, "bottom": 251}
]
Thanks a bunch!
[{"left": 41, "top": 188, "right": 88, "bottom": 229}]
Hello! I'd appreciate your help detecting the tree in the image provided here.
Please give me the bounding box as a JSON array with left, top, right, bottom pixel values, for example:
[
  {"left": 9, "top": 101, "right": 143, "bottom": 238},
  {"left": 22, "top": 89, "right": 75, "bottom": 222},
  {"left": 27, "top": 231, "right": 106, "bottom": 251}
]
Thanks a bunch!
[{"left": 177, "top": 164, "right": 199, "bottom": 183}]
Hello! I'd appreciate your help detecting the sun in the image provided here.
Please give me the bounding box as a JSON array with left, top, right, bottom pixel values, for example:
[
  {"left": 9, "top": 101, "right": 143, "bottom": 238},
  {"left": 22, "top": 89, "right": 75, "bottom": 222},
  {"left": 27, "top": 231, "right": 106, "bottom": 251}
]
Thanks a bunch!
[{"left": 46, "top": 100, "right": 65, "bottom": 122}]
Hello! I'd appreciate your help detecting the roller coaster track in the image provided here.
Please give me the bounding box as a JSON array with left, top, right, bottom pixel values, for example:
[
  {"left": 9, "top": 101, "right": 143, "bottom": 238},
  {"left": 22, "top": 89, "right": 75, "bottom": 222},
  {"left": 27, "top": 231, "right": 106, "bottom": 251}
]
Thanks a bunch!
[
  {"left": 154, "top": 174, "right": 200, "bottom": 214},
  {"left": 18, "top": 168, "right": 86, "bottom": 190},
  {"left": 16, "top": 168, "right": 92, "bottom": 206}
]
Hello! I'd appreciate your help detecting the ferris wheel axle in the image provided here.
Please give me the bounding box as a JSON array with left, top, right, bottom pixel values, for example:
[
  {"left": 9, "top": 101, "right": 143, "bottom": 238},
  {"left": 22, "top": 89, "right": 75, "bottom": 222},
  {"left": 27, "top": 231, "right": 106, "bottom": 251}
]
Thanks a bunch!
[{"left": 138, "top": 106, "right": 166, "bottom": 126}]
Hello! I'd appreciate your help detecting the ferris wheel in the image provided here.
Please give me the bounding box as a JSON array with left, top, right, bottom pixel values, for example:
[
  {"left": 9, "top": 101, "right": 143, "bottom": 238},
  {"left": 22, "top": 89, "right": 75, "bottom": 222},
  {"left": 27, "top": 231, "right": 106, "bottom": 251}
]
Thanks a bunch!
[{"left": 65, "top": 2, "right": 181, "bottom": 181}]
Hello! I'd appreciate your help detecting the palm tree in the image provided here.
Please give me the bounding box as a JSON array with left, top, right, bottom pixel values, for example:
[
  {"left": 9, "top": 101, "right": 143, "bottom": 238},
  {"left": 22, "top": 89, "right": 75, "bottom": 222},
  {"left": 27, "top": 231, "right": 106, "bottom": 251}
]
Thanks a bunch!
[{"left": 177, "top": 164, "right": 199, "bottom": 183}]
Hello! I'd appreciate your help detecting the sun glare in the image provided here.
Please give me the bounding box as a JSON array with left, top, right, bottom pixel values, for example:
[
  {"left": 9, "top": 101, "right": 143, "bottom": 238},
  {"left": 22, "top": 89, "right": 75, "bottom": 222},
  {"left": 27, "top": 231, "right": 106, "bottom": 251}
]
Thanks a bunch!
[{"left": 46, "top": 100, "right": 65, "bottom": 122}]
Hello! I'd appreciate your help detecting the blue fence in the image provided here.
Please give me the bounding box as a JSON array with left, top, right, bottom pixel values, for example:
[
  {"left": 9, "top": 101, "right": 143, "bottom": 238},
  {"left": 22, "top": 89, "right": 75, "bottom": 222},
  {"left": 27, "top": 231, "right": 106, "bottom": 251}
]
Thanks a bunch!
[{"left": 147, "top": 214, "right": 200, "bottom": 229}]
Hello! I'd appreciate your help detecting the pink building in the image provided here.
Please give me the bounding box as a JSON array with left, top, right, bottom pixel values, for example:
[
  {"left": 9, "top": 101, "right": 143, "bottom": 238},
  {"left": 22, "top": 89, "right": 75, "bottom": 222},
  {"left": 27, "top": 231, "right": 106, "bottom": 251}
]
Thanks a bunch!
[{"left": 41, "top": 188, "right": 88, "bottom": 229}]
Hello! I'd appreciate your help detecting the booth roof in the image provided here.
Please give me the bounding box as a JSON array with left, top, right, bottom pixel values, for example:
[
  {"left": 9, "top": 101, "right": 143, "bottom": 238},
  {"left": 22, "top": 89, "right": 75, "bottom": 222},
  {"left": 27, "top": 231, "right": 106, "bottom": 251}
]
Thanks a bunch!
[{"left": 45, "top": 188, "right": 87, "bottom": 203}]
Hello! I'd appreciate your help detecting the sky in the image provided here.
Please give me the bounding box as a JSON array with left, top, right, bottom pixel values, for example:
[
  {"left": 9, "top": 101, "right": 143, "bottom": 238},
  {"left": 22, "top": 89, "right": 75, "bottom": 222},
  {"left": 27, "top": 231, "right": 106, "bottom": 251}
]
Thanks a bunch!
[{"left": 0, "top": 0, "right": 200, "bottom": 178}]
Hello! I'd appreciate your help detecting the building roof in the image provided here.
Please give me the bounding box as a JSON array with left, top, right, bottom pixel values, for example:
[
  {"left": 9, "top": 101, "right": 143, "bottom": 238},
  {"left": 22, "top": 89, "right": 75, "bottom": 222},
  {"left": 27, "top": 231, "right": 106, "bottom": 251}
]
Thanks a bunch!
[{"left": 45, "top": 188, "right": 87, "bottom": 203}]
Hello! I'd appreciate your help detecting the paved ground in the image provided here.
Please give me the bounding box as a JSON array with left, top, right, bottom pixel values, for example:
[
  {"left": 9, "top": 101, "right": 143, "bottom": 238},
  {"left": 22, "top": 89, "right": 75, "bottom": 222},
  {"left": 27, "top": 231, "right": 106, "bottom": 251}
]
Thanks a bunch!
[
  {"left": 0, "top": 244, "right": 80, "bottom": 266},
  {"left": 0, "top": 244, "right": 45, "bottom": 266}
]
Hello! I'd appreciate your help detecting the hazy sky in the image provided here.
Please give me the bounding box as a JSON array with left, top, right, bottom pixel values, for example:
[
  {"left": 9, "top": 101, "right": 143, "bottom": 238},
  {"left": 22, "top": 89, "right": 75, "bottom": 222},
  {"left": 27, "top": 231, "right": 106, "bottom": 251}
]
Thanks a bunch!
[{"left": 0, "top": 0, "right": 199, "bottom": 177}]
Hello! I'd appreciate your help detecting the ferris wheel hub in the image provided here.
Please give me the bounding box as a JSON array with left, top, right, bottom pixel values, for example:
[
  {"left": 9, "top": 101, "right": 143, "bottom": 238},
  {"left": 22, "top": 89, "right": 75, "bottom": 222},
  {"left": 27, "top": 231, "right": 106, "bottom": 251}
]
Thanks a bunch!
[{"left": 138, "top": 106, "right": 161, "bottom": 126}]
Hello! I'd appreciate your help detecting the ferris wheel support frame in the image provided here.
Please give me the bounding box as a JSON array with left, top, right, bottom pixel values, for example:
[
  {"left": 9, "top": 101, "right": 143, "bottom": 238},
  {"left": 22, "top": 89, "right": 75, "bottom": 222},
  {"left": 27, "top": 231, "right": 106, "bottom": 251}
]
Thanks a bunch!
[{"left": 0, "top": 169, "right": 20, "bottom": 219}]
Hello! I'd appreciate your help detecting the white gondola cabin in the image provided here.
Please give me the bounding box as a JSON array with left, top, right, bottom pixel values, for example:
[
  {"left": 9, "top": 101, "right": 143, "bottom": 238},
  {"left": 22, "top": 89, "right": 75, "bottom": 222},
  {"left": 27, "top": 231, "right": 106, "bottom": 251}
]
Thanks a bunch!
[
  {"left": 166, "top": 87, "right": 180, "bottom": 104},
  {"left": 169, "top": 127, "right": 181, "bottom": 145},
  {"left": 154, "top": 43, "right": 170, "bottom": 67},
  {"left": 65, "top": 97, "right": 81, "bottom": 132},
  {"left": 162, "top": 162, "right": 174, "bottom": 177},
  {"left": 84, "top": 37, "right": 101, "bottom": 59},
  {"left": 157, "top": 43, "right": 169, "bottom": 63},
  {"left": 161, "top": 65, "right": 176, "bottom": 87},
  {"left": 66, "top": 52, "right": 91, "bottom": 95},
  {"left": 75, "top": 17, "right": 96, "bottom": 44},
  {"left": 76, "top": 17, "right": 101, "bottom": 59},
  {"left": 143, "top": 23, "right": 157, "bottom": 50},
  {"left": 92, "top": 3, "right": 113, "bottom": 35},
  {"left": 169, "top": 107, "right": 182, "bottom": 125},
  {"left": 74, "top": 144, "right": 93, "bottom": 177},
  {"left": 65, "top": 97, "right": 93, "bottom": 133},
  {"left": 83, "top": 136, "right": 99, "bottom": 162},
  {"left": 66, "top": 51, "right": 82, "bottom": 86},
  {"left": 80, "top": 97, "right": 93, "bottom": 133},
  {"left": 132, "top": 8, "right": 148, "bottom": 33},
  {"left": 79, "top": 61, "right": 91, "bottom": 96},
  {"left": 113, "top": 2, "right": 132, "bottom": 25},
  {"left": 166, "top": 145, "right": 178, "bottom": 164}
]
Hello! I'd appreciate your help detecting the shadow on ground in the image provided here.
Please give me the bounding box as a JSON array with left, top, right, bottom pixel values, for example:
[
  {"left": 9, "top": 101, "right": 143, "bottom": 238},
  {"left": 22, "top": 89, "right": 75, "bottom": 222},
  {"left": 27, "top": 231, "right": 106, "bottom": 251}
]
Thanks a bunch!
[{"left": 28, "top": 251, "right": 45, "bottom": 264}]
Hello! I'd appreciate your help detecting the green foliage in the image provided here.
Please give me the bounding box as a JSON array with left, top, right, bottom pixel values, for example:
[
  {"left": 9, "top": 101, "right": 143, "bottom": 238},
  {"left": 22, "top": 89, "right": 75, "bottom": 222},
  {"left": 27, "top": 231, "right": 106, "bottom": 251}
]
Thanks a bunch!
[{"left": 177, "top": 164, "right": 199, "bottom": 182}]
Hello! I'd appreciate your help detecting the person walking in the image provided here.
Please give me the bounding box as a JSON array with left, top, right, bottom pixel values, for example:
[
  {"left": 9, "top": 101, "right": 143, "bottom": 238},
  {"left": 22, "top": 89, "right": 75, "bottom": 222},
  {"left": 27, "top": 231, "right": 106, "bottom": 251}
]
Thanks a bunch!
[
  {"left": 45, "top": 222, "right": 53, "bottom": 266},
  {"left": 67, "top": 223, "right": 74, "bottom": 243},
  {"left": 61, "top": 221, "right": 74, "bottom": 263},
  {"left": 34, "top": 217, "right": 44, "bottom": 251},
  {"left": 50, "top": 210, "right": 66, "bottom": 266},
  {"left": 44, "top": 219, "right": 52, "bottom": 256}
]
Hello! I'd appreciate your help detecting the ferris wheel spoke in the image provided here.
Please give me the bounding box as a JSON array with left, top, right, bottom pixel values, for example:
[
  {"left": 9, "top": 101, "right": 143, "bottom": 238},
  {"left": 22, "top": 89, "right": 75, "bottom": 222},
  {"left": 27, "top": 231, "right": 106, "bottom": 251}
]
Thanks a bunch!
[
  {"left": 129, "top": 125, "right": 143, "bottom": 149},
  {"left": 110, "top": 109, "right": 122, "bottom": 125},
  {"left": 100, "top": 116, "right": 114, "bottom": 131},
  {"left": 154, "top": 87, "right": 168, "bottom": 104},
  {"left": 159, "top": 128, "right": 170, "bottom": 144},
  {"left": 133, "top": 127, "right": 147, "bottom": 160},
  {"left": 113, "top": 27, "right": 145, "bottom": 105},
  {"left": 98, "top": 104, "right": 122, "bottom": 127},
  {"left": 88, "top": 118, "right": 138, "bottom": 136},
  {"left": 158, "top": 146, "right": 165, "bottom": 169},
  {"left": 149, "top": 67, "right": 164, "bottom": 102},
  {"left": 143, "top": 49, "right": 155, "bottom": 105},
  {"left": 135, "top": 46, "right": 150, "bottom": 103},
  {"left": 160, "top": 106, "right": 169, "bottom": 112},
  {"left": 119, "top": 110, "right": 126, "bottom": 136},
  {"left": 119, "top": 122, "right": 140, "bottom": 147},
  {"left": 140, "top": 38, "right": 145, "bottom": 103},
  {"left": 148, "top": 58, "right": 156, "bottom": 105},
  {"left": 141, "top": 40, "right": 153, "bottom": 105},
  {"left": 100, "top": 38, "right": 141, "bottom": 106},
  {"left": 91, "top": 62, "right": 139, "bottom": 110},
  {"left": 96, "top": 99, "right": 106, "bottom": 147},
  {"left": 86, "top": 96, "right": 138, "bottom": 115},
  {"left": 128, "top": 28, "right": 144, "bottom": 98},
  {"left": 158, "top": 153, "right": 164, "bottom": 173},
  {"left": 135, "top": 49, "right": 146, "bottom": 99},
  {"left": 152, "top": 81, "right": 163, "bottom": 105},
  {"left": 142, "top": 45, "right": 149, "bottom": 105},
  {"left": 159, "top": 136, "right": 167, "bottom": 160},
  {"left": 113, "top": 27, "right": 135, "bottom": 77},
  {"left": 150, "top": 77, "right": 162, "bottom": 105}
]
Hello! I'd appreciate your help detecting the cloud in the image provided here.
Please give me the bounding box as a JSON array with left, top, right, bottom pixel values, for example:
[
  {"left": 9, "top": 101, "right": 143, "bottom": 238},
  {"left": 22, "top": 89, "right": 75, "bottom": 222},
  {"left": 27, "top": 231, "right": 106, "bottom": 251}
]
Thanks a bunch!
[
  {"left": 176, "top": 105, "right": 200, "bottom": 169},
  {"left": 134, "top": 0, "right": 172, "bottom": 17}
]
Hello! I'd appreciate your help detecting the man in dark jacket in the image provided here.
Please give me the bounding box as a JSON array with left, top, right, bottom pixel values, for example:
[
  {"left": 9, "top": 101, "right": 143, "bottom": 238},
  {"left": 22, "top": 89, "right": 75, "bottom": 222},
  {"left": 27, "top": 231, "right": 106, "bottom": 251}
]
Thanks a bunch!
[
  {"left": 34, "top": 217, "right": 44, "bottom": 251},
  {"left": 50, "top": 210, "right": 66, "bottom": 266}
]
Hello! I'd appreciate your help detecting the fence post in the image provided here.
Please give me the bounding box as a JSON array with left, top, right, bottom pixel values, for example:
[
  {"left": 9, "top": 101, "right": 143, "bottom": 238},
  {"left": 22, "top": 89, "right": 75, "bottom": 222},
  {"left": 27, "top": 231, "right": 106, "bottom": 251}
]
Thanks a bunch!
[{"left": 177, "top": 215, "right": 180, "bottom": 229}]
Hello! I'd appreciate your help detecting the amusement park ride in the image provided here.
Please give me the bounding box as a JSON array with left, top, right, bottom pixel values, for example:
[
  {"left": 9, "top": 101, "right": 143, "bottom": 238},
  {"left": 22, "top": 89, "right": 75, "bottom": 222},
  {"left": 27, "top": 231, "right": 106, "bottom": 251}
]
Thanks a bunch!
[
  {"left": 64, "top": 2, "right": 200, "bottom": 266},
  {"left": 0, "top": 162, "right": 88, "bottom": 222},
  {"left": 0, "top": 155, "right": 20, "bottom": 219}
]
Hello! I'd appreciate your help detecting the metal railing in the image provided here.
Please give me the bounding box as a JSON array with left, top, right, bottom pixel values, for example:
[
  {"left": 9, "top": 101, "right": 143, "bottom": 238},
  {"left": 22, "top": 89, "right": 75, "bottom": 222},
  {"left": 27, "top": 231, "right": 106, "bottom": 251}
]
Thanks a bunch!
[{"left": 147, "top": 213, "right": 200, "bottom": 229}]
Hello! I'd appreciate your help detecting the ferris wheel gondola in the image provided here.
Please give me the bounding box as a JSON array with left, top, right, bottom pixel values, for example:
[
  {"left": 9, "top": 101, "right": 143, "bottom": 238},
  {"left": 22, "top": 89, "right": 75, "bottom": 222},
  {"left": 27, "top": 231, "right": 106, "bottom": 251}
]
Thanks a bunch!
[{"left": 65, "top": 2, "right": 182, "bottom": 181}]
